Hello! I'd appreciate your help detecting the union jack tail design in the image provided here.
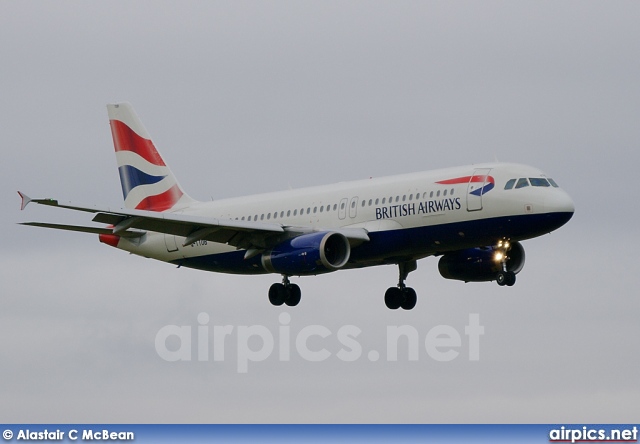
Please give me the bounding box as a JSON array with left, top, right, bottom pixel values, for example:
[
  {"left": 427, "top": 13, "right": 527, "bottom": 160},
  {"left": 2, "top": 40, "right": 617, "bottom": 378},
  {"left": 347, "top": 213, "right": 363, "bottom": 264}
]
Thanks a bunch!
[{"left": 107, "top": 103, "right": 195, "bottom": 211}]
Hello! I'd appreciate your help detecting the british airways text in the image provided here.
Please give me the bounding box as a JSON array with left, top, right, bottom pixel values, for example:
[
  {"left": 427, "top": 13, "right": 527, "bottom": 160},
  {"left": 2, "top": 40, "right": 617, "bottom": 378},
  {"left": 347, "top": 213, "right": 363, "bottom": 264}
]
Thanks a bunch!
[{"left": 375, "top": 198, "right": 461, "bottom": 220}]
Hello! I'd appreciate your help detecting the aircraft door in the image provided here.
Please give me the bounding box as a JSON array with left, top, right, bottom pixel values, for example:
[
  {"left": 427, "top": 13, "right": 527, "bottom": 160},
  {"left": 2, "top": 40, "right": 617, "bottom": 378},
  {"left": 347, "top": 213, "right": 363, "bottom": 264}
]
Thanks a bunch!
[
  {"left": 164, "top": 234, "right": 179, "bottom": 252},
  {"left": 164, "top": 210, "right": 182, "bottom": 252},
  {"left": 349, "top": 197, "right": 359, "bottom": 218},
  {"left": 338, "top": 198, "right": 348, "bottom": 220},
  {"left": 466, "top": 168, "right": 492, "bottom": 212}
]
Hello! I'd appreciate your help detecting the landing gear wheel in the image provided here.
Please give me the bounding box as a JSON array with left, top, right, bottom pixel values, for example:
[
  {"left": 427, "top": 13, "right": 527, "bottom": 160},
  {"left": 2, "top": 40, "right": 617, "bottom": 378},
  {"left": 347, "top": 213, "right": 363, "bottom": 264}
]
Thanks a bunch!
[
  {"left": 268, "top": 283, "right": 286, "bottom": 306},
  {"left": 385, "top": 261, "right": 419, "bottom": 310},
  {"left": 385, "top": 287, "right": 417, "bottom": 310},
  {"left": 269, "top": 277, "right": 302, "bottom": 307},
  {"left": 385, "top": 287, "right": 403, "bottom": 310},
  {"left": 285, "top": 284, "right": 301, "bottom": 306},
  {"left": 505, "top": 271, "right": 516, "bottom": 287},
  {"left": 496, "top": 271, "right": 507, "bottom": 286},
  {"left": 400, "top": 287, "right": 417, "bottom": 310},
  {"left": 496, "top": 270, "right": 516, "bottom": 287}
]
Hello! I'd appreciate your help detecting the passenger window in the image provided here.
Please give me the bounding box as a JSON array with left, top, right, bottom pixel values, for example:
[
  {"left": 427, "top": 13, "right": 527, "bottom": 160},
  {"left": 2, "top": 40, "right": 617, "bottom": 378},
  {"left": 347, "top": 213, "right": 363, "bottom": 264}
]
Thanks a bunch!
[
  {"left": 293, "top": 210, "right": 297, "bottom": 216},
  {"left": 409, "top": 194, "right": 413, "bottom": 201},
  {"left": 395, "top": 196, "right": 399, "bottom": 202},
  {"left": 548, "top": 178, "right": 559, "bottom": 188},
  {"left": 515, "top": 178, "right": 529, "bottom": 189},
  {"left": 430, "top": 191, "right": 434, "bottom": 198},
  {"left": 313, "top": 207, "right": 317, "bottom": 213},
  {"left": 504, "top": 179, "right": 516, "bottom": 190},
  {"left": 341, "top": 202, "right": 345, "bottom": 209},
  {"left": 361, "top": 200, "right": 365, "bottom": 207},
  {"left": 450, "top": 188, "right": 454, "bottom": 195},
  {"left": 287, "top": 210, "right": 291, "bottom": 217},
  {"left": 267, "top": 213, "right": 271, "bottom": 220},
  {"left": 443, "top": 189, "right": 448, "bottom": 196},
  {"left": 382, "top": 198, "right": 386, "bottom": 204},
  {"left": 333, "top": 204, "right": 337, "bottom": 211},
  {"left": 436, "top": 190, "right": 440, "bottom": 197},
  {"left": 375, "top": 198, "right": 379, "bottom": 205},
  {"left": 307, "top": 208, "right": 310, "bottom": 214},
  {"left": 530, "top": 178, "right": 550, "bottom": 187},
  {"left": 280, "top": 211, "right": 284, "bottom": 218},
  {"left": 261, "top": 214, "right": 265, "bottom": 220},
  {"left": 402, "top": 195, "right": 406, "bottom": 202},
  {"left": 368, "top": 199, "right": 372, "bottom": 206},
  {"left": 320, "top": 206, "right": 324, "bottom": 213}
]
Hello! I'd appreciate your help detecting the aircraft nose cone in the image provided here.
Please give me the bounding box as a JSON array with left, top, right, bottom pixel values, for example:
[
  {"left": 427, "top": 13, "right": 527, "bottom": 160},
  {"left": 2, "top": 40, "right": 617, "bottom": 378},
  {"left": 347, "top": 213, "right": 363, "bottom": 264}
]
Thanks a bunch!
[
  {"left": 545, "top": 190, "right": 575, "bottom": 225},
  {"left": 559, "top": 191, "right": 575, "bottom": 214}
]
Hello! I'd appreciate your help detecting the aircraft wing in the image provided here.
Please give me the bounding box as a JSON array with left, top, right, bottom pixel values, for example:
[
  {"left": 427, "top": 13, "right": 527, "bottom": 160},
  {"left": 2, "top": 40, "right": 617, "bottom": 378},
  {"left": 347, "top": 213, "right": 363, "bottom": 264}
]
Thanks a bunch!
[{"left": 18, "top": 192, "right": 369, "bottom": 250}]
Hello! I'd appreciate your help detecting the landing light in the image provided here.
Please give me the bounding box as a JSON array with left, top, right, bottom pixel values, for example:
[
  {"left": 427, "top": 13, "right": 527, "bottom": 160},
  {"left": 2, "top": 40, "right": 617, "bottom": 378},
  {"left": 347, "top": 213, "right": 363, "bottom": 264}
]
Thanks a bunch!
[
  {"left": 496, "top": 240, "right": 510, "bottom": 250},
  {"left": 494, "top": 252, "right": 504, "bottom": 262}
]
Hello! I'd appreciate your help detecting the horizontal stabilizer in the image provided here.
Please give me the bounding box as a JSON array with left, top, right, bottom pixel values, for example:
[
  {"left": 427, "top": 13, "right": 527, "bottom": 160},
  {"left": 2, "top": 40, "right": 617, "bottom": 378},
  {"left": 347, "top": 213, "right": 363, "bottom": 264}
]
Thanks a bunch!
[{"left": 19, "top": 222, "right": 145, "bottom": 238}]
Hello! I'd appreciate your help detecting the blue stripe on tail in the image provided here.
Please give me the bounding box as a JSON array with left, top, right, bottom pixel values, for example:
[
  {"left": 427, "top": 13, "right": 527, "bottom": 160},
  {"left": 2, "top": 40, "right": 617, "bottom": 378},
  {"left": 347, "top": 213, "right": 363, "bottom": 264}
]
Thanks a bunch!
[{"left": 118, "top": 165, "right": 167, "bottom": 199}]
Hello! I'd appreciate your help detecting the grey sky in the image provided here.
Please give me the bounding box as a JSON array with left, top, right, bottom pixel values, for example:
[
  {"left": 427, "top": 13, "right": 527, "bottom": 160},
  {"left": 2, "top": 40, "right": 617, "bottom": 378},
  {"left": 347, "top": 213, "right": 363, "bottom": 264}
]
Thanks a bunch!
[{"left": 1, "top": 1, "right": 639, "bottom": 423}]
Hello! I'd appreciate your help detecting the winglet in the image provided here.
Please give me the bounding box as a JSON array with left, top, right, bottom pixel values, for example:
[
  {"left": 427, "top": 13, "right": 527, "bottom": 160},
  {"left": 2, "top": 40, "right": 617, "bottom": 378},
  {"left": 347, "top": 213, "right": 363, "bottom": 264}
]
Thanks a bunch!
[{"left": 18, "top": 191, "right": 31, "bottom": 211}]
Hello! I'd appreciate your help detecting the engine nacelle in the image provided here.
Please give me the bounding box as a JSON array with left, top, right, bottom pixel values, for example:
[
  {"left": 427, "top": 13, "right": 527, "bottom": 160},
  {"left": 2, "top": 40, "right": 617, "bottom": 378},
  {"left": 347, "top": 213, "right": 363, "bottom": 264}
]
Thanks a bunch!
[
  {"left": 438, "top": 241, "right": 525, "bottom": 282},
  {"left": 261, "top": 231, "right": 351, "bottom": 276}
]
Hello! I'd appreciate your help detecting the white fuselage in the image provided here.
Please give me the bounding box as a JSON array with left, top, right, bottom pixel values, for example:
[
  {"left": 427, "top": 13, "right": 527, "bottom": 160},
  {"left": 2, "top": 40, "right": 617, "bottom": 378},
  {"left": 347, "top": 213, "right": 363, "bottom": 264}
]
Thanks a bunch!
[{"left": 113, "top": 162, "right": 574, "bottom": 275}]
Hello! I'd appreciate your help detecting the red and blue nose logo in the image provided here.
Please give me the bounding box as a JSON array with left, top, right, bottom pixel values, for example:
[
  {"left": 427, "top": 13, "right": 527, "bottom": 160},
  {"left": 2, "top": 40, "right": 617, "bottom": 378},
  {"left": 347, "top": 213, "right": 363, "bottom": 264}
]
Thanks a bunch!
[{"left": 436, "top": 175, "right": 495, "bottom": 196}]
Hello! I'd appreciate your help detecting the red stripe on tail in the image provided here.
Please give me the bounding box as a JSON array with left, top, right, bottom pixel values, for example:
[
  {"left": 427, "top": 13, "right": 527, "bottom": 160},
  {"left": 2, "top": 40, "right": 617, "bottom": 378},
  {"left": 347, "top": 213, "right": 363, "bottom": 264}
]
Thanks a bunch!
[
  {"left": 134, "top": 184, "right": 183, "bottom": 212},
  {"left": 110, "top": 120, "right": 166, "bottom": 166}
]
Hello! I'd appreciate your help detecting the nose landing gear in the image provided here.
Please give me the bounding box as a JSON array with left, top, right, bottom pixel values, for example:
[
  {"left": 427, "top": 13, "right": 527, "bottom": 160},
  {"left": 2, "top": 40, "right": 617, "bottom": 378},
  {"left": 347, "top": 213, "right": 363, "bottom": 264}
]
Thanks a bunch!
[
  {"left": 496, "top": 270, "right": 516, "bottom": 286},
  {"left": 494, "top": 239, "right": 516, "bottom": 287}
]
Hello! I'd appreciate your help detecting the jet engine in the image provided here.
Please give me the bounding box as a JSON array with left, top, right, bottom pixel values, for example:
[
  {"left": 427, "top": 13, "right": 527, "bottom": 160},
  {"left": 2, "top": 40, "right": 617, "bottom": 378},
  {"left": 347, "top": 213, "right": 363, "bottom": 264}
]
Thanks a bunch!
[
  {"left": 262, "top": 231, "right": 351, "bottom": 276},
  {"left": 438, "top": 241, "right": 525, "bottom": 283}
]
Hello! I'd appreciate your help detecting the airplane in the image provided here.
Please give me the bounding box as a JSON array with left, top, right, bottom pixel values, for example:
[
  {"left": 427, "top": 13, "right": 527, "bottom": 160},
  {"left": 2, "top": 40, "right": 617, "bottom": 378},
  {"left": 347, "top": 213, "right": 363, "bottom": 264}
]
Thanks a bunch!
[{"left": 18, "top": 103, "right": 575, "bottom": 310}]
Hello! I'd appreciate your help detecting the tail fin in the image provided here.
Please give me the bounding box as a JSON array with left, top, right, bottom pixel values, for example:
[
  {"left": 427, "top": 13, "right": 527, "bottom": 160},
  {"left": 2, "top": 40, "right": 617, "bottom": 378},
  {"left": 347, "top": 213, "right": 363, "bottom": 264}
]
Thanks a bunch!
[{"left": 107, "top": 103, "right": 196, "bottom": 211}]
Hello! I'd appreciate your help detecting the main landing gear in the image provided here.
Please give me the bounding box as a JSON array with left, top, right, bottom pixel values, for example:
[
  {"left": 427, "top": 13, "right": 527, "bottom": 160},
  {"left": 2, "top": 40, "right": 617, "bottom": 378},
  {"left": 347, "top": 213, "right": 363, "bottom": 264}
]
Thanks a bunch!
[
  {"left": 495, "top": 239, "right": 516, "bottom": 287},
  {"left": 268, "top": 276, "right": 301, "bottom": 307},
  {"left": 384, "top": 260, "right": 418, "bottom": 310}
]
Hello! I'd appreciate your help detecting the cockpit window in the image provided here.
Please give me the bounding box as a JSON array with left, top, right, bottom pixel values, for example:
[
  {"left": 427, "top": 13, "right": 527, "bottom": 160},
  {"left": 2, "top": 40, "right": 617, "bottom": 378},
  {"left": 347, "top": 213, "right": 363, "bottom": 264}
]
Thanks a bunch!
[
  {"left": 547, "top": 178, "right": 559, "bottom": 188},
  {"left": 515, "top": 178, "right": 529, "bottom": 189},
  {"left": 529, "top": 178, "right": 550, "bottom": 187},
  {"left": 504, "top": 179, "right": 516, "bottom": 190}
]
